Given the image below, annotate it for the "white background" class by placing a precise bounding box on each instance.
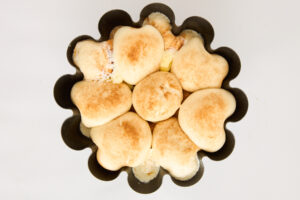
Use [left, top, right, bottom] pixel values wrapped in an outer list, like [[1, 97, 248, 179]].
[[1, 0, 300, 199]]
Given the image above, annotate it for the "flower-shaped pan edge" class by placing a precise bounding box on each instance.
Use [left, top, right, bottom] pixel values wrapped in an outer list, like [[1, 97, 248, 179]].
[[53, 3, 248, 194]]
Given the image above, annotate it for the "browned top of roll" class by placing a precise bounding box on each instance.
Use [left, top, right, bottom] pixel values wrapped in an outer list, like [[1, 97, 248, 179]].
[[71, 80, 132, 127], [90, 112, 152, 171], [132, 71, 183, 122]]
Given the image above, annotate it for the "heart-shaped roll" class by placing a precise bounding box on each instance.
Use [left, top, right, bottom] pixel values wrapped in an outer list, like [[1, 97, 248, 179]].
[[71, 80, 132, 127], [112, 25, 164, 84], [178, 88, 236, 152], [73, 40, 113, 80], [152, 118, 200, 181], [171, 34, 228, 92], [90, 112, 152, 171]]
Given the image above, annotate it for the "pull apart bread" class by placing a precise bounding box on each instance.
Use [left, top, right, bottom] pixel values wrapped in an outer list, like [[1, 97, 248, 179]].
[[69, 11, 236, 183]]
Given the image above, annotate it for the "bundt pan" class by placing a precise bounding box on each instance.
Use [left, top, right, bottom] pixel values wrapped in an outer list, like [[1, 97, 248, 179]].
[[53, 3, 248, 194]]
